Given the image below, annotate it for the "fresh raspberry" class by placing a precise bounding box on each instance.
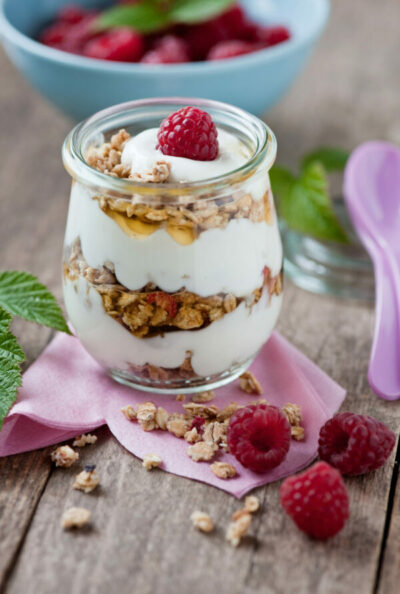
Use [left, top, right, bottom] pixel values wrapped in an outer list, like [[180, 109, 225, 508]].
[[83, 28, 144, 62], [207, 40, 261, 61], [39, 22, 70, 47], [58, 5, 87, 24], [227, 404, 291, 473], [157, 107, 218, 161], [281, 462, 349, 539], [255, 25, 291, 47], [318, 412, 395, 476], [141, 35, 190, 64], [191, 416, 206, 433], [216, 4, 250, 38], [146, 292, 177, 318]]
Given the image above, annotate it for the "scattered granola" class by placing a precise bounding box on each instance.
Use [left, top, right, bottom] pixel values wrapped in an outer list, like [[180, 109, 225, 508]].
[[61, 507, 91, 530], [282, 403, 302, 427], [291, 426, 305, 441], [184, 427, 201, 443], [203, 421, 227, 446], [51, 445, 79, 468], [187, 441, 218, 462], [121, 405, 137, 421], [73, 465, 100, 493], [183, 402, 219, 419], [210, 461, 237, 479], [142, 453, 163, 470], [191, 390, 215, 403], [176, 394, 186, 402], [73, 434, 97, 448], [226, 512, 252, 547], [238, 371, 263, 395], [128, 160, 170, 183], [136, 402, 157, 431], [190, 511, 214, 533], [167, 414, 192, 438], [244, 495, 260, 513], [155, 406, 169, 430], [282, 403, 305, 440], [216, 402, 239, 422]]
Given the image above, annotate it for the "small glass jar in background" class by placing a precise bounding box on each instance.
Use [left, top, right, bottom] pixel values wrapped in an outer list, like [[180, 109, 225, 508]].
[[62, 98, 283, 393]]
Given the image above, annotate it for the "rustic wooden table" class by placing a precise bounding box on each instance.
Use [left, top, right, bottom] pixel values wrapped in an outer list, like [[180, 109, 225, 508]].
[[0, 1, 399, 593]]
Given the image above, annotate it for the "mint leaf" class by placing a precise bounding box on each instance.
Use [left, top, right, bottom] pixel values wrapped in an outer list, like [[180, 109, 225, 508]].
[[171, 0, 235, 24], [0, 307, 24, 429], [0, 271, 70, 334], [302, 147, 350, 172], [271, 162, 349, 244], [96, 0, 235, 34], [96, 2, 171, 33]]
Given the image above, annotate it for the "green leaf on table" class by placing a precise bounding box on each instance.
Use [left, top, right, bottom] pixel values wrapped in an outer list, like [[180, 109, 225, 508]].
[[0, 271, 70, 334], [0, 307, 24, 429], [271, 162, 349, 244], [96, 2, 171, 34], [96, 0, 235, 33], [302, 147, 350, 172], [170, 0, 235, 24]]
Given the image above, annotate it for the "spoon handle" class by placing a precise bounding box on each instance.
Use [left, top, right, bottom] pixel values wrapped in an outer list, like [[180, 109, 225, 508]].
[[368, 248, 400, 400]]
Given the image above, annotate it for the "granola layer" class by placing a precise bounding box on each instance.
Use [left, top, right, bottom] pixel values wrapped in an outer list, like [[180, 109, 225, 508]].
[[64, 239, 282, 339]]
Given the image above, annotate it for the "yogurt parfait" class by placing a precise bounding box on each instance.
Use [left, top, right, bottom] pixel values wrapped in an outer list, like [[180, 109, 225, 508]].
[[62, 98, 283, 393]]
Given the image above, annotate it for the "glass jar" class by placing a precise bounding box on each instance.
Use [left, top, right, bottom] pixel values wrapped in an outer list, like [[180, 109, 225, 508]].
[[62, 98, 282, 394]]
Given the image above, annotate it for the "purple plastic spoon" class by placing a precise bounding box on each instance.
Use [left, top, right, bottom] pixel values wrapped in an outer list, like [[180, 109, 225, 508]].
[[344, 141, 400, 400]]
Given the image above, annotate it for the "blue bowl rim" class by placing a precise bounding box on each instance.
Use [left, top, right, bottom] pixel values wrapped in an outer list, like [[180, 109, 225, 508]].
[[0, 0, 330, 73]]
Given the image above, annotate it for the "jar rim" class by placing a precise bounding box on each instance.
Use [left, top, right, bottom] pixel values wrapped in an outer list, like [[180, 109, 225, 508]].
[[62, 97, 277, 198]]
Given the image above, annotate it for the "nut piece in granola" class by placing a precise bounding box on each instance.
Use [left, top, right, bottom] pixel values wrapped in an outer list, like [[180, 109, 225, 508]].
[[121, 405, 137, 421], [291, 426, 305, 441], [167, 414, 191, 438], [226, 512, 252, 547], [187, 441, 218, 462], [244, 495, 260, 513], [238, 371, 263, 395], [191, 390, 215, 403], [73, 434, 97, 448], [73, 465, 100, 493], [282, 402, 302, 427], [136, 402, 157, 431], [61, 507, 91, 530], [51, 445, 79, 468], [184, 427, 201, 443], [190, 511, 214, 533], [142, 453, 163, 470], [210, 461, 237, 479]]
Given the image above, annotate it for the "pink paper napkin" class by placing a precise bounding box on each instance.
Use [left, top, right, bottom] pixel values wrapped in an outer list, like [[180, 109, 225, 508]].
[[0, 332, 346, 498]]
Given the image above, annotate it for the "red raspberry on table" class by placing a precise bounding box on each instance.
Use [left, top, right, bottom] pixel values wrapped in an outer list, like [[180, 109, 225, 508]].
[[207, 40, 261, 61], [227, 404, 291, 473], [141, 35, 190, 64], [83, 28, 144, 62], [280, 461, 349, 540], [157, 107, 219, 161], [318, 412, 395, 476], [255, 25, 291, 47], [146, 292, 177, 318]]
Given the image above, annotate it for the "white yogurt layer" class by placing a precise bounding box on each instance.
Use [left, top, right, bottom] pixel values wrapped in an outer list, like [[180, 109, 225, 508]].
[[121, 127, 250, 183], [65, 182, 283, 296], [64, 276, 282, 377]]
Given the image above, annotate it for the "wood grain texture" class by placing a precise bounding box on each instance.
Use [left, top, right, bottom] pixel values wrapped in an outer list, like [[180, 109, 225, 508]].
[[0, 0, 399, 592]]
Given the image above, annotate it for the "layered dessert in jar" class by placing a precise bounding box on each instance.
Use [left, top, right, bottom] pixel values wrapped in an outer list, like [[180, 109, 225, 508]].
[[62, 98, 283, 392]]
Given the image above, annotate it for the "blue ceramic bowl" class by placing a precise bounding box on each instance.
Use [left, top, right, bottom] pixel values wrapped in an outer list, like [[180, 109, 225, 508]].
[[0, 0, 329, 120]]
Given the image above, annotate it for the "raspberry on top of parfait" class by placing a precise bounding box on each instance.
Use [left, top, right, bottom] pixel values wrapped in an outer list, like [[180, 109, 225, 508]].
[[157, 107, 219, 161]]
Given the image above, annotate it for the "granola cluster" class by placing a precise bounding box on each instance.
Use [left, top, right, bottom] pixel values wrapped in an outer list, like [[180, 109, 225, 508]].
[[64, 239, 282, 340], [61, 507, 91, 530], [73, 465, 100, 493], [51, 445, 79, 468]]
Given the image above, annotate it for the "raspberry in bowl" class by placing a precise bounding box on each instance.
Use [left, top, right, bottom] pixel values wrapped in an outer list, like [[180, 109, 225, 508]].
[[62, 98, 283, 393]]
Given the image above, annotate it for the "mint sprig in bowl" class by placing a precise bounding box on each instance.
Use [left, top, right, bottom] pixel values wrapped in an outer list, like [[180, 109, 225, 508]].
[[271, 147, 374, 301], [0, 0, 330, 120], [0, 271, 70, 429]]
